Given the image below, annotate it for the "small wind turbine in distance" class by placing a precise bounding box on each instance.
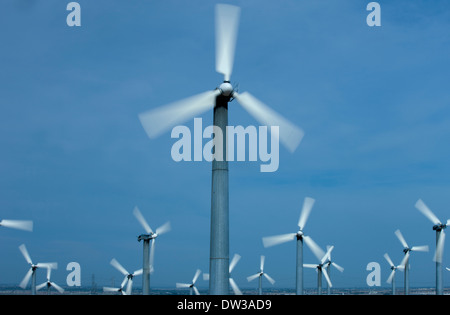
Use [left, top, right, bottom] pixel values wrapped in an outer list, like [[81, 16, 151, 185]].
[[133, 206, 171, 295], [394, 229, 429, 295], [109, 258, 143, 295], [415, 199, 449, 295], [138, 3, 304, 295], [0, 219, 33, 232], [383, 253, 405, 295], [262, 197, 324, 295], [103, 282, 127, 295], [176, 269, 202, 295], [18, 244, 57, 295], [229, 254, 242, 295], [323, 245, 344, 295], [303, 245, 334, 295], [36, 266, 64, 294], [246, 255, 275, 295]]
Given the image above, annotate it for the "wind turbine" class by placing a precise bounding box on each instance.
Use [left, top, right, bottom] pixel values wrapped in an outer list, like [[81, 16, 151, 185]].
[[304, 246, 334, 295], [323, 245, 344, 295], [0, 219, 33, 232], [229, 253, 242, 295], [138, 3, 304, 295], [262, 197, 324, 295], [36, 266, 64, 294], [18, 244, 57, 295], [133, 206, 170, 295], [246, 255, 275, 295], [415, 199, 448, 295], [383, 253, 405, 295], [176, 269, 202, 295], [110, 258, 143, 295], [394, 229, 429, 295]]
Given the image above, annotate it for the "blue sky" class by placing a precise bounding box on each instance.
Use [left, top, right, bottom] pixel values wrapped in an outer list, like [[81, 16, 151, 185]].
[[0, 0, 449, 292]]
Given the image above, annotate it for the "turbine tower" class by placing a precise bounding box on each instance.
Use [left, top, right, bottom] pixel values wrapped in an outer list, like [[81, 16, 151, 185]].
[[415, 199, 449, 295], [176, 269, 202, 295], [18, 244, 57, 295], [262, 197, 323, 295], [247, 255, 275, 295], [138, 4, 303, 295], [0, 219, 33, 232], [133, 206, 170, 295], [383, 253, 405, 295], [394, 229, 429, 295]]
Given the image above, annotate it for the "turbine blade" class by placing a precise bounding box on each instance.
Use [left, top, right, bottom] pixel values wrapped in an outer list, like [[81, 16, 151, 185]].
[[176, 283, 191, 288], [415, 199, 441, 225], [36, 282, 47, 291], [321, 245, 334, 264], [133, 269, 143, 276], [0, 220, 33, 232], [262, 233, 296, 248], [103, 287, 120, 293], [229, 254, 241, 273], [192, 269, 201, 284], [120, 276, 128, 289], [234, 91, 304, 153], [332, 262, 344, 273], [138, 90, 220, 139], [246, 273, 260, 282], [193, 286, 200, 295], [411, 245, 429, 252], [110, 258, 129, 276], [229, 278, 242, 295], [400, 251, 410, 268], [155, 221, 171, 235], [434, 230, 446, 263], [394, 229, 409, 249], [126, 278, 133, 295], [260, 255, 265, 272], [386, 269, 396, 284], [215, 4, 240, 81], [303, 236, 326, 262], [263, 273, 276, 285], [322, 268, 332, 288], [303, 264, 318, 268], [133, 206, 153, 234], [35, 262, 57, 269], [19, 268, 33, 289], [51, 282, 64, 293], [19, 244, 32, 265], [446, 267, 450, 272], [384, 253, 394, 267], [297, 197, 315, 230]]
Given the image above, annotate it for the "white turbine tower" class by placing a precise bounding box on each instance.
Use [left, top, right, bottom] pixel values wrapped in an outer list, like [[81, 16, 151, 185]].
[[262, 197, 324, 295], [109, 258, 143, 295], [18, 244, 57, 295], [323, 245, 344, 295], [0, 219, 33, 232], [394, 229, 429, 295], [36, 266, 64, 294], [304, 245, 334, 295], [133, 206, 170, 295], [383, 253, 405, 295], [229, 254, 242, 295], [176, 269, 202, 295], [138, 3, 304, 295], [415, 199, 449, 295], [247, 255, 275, 295]]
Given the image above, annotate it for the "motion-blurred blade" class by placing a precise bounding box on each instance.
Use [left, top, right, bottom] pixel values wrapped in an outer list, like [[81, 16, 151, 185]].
[[322, 268, 332, 288], [332, 262, 344, 273], [35, 262, 57, 269], [126, 278, 133, 295], [133, 269, 143, 276], [394, 229, 409, 249], [110, 258, 129, 276], [263, 273, 276, 285], [229, 278, 242, 295], [303, 264, 318, 269], [19, 244, 32, 265], [193, 286, 200, 295], [233, 91, 304, 153], [139, 90, 220, 139], [415, 199, 441, 225], [51, 282, 64, 294], [260, 255, 265, 272], [386, 269, 396, 284], [103, 286, 121, 293], [36, 282, 47, 291], [384, 253, 394, 267], [400, 251, 410, 268], [411, 245, 429, 252], [133, 207, 153, 234], [192, 269, 201, 284], [321, 245, 334, 264], [446, 267, 450, 271], [0, 220, 33, 232], [19, 268, 32, 289], [303, 236, 326, 261], [176, 282, 190, 288], [155, 221, 171, 235], [434, 230, 446, 263], [262, 233, 296, 248], [229, 254, 241, 273], [120, 276, 128, 289], [215, 4, 240, 81], [297, 197, 315, 230], [246, 273, 260, 282]]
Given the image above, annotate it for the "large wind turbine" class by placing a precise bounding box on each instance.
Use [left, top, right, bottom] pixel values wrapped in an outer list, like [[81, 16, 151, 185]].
[[36, 266, 64, 295], [176, 269, 202, 295], [415, 199, 449, 295], [133, 206, 171, 295], [18, 244, 57, 295], [323, 245, 344, 295], [110, 258, 143, 295], [246, 255, 275, 295], [383, 253, 405, 295], [262, 197, 323, 295], [0, 219, 33, 232], [138, 4, 304, 295], [394, 229, 429, 295]]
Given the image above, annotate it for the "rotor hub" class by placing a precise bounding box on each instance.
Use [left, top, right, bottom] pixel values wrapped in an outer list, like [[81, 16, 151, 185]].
[[219, 81, 233, 97]]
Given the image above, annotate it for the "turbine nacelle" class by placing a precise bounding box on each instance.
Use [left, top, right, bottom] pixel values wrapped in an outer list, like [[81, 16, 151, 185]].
[[433, 223, 447, 231], [219, 81, 234, 97]]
